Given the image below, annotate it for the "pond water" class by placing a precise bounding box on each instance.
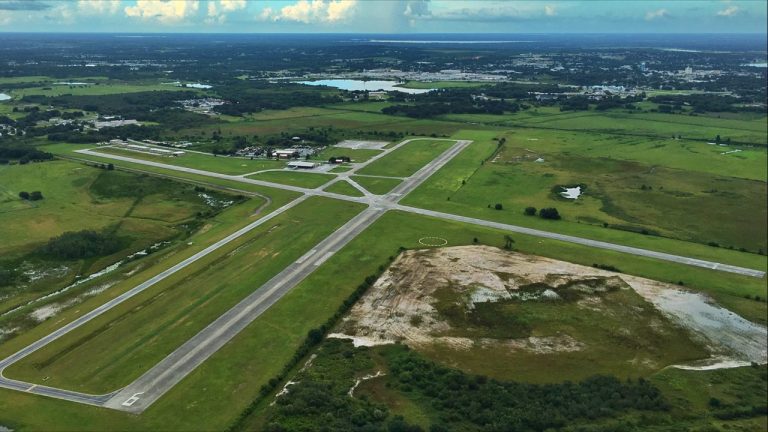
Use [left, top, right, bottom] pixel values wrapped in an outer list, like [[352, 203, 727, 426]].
[[627, 276, 767, 366], [560, 186, 582, 199], [0, 93, 10, 101], [297, 79, 433, 94]]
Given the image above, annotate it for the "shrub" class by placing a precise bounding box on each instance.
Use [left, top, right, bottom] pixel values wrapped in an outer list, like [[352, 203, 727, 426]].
[[524, 206, 537, 216], [539, 207, 561, 220], [494, 203, 503, 210]]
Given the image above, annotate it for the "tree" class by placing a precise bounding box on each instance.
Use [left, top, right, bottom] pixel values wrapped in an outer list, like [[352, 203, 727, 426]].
[[107, 163, 115, 170], [524, 206, 537, 216], [494, 203, 503, 210], [18, 191, 30, 200], [29, 191, 44, 201], [539, 207, 561, 220], [503, 235, 515, 250]]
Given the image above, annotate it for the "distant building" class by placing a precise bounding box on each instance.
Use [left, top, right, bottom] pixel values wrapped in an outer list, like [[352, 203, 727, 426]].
[[287, 161, 318, 169]]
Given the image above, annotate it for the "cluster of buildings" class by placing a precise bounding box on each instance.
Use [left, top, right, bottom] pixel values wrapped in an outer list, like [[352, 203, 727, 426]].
[[177, 98, 226, 115], [93, 117, 141, 129]]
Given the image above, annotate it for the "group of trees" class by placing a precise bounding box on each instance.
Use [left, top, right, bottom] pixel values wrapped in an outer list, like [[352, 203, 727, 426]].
[[262, 340, 672, 432], [524, 206, 561, 220], [37, 230, 124, 260], [213, 82, 342, 116], [0, 145, 54, 164], [385, 346, 669, 431], [383, 89, 520, 119]]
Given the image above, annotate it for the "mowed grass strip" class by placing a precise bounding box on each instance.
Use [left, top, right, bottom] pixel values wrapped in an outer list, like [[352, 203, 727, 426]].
[[324, 180, 365, 197], [357, 139, 454, 177], [5, 197, 365, 394], [314, 147, 383, 163], [350, 175, 402, 195], [245, 170, 335, 188], [94, 146, 285, 175]]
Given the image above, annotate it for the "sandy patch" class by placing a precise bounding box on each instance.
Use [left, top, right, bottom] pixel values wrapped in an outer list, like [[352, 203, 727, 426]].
[[335, 246, 767, 368]]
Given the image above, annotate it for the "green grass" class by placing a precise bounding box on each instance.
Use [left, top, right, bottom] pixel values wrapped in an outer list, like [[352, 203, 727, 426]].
[[358, 139, 454, 177], [5, 197, 364, 393], [7, 81, 199, 98], [0, 161, 211, 259], [93, 146, 285, 175], [245, 170, 335, 188], [350, 176, 402, 195], [314, 146, 383, 163], [402, 129, 768, 264], [323, 180, 365, 197]]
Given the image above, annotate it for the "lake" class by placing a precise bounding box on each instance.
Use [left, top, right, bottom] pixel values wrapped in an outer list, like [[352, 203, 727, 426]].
[[297, 79, 433, 94]]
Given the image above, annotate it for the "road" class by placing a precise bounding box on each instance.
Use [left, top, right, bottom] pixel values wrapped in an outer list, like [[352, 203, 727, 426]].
[[0, 137, 764, 413], [395, 205, 767, 279]]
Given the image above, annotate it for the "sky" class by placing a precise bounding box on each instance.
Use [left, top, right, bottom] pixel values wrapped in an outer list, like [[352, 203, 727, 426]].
[[0, 0, 766, 33]]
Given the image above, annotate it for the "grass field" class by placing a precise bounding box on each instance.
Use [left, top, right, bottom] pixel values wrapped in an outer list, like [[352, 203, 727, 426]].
[[323, 180, 365, 197], [402, 129, 768, 257], [93, 146, 285, 175], [5, 197, 365, 393], [350, 175, 402, 195], [314, 146, 383, 163], [245, 170, 335, 188], [0, 160, 215, 260], [357, 139, 454, 177], [5, 80, 202, 98]]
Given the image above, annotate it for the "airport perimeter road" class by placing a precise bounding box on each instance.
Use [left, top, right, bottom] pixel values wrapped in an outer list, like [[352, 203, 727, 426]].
[[396, 205, 767, 279], [0, 195, 310, 403]]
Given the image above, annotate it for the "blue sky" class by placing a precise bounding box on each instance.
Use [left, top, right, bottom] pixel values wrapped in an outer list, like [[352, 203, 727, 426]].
[[0, 0, 765, 33]]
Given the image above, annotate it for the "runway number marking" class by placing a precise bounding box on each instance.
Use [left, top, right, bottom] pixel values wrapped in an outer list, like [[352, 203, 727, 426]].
[[122, 392, 144, 407]]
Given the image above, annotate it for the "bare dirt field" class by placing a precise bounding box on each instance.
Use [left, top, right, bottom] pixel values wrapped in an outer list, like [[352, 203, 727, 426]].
[[331, 246, 766, 380]]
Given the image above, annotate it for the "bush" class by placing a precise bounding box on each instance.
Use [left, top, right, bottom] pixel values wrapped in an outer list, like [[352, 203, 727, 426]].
[[18, 191, 30, 200], [524, 206, 537, 216], [494, 203, 503, 210], [539, 207, 561, 220], [29, 191, 43, 201]]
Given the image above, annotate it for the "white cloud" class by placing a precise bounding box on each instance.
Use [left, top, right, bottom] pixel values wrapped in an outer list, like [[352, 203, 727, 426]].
[[0, 10, 11, 25], [125, 0, 199, 24], [219, 0, 246, 13], [262, 0, 357, 23], [645, 8, 669, 21], [544, 5, 556, 16], [717, 5, 739, 16], [78, 0, 121, 15]]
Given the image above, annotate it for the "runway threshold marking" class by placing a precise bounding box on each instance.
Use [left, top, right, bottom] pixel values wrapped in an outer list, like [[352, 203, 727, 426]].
[[122, 392, 144, 407]]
